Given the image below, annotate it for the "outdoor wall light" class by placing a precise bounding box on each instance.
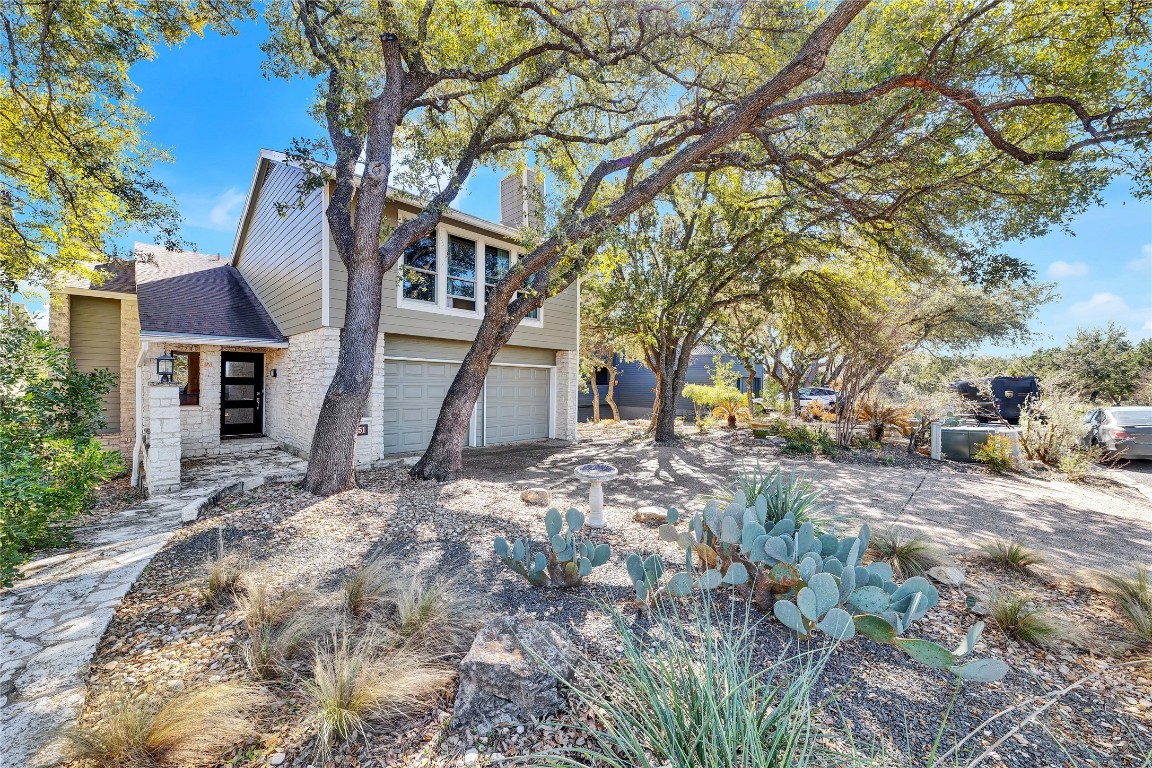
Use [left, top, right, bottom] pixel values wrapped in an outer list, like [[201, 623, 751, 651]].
[[156, 352, 175, 383]]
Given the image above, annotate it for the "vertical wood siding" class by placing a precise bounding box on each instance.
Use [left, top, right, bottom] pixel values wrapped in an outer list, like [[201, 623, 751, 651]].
[[69, 296, 121, 432]]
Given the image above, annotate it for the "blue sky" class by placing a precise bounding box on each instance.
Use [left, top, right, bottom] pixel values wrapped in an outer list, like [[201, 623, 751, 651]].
[[21, 20, 1152, 351]]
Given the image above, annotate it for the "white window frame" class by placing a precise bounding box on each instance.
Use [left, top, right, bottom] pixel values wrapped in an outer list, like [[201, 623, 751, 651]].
[[395, 217, 543, 327]]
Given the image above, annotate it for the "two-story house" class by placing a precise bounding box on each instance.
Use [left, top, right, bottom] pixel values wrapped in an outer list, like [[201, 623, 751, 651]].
[[50, 150, 579, 493]]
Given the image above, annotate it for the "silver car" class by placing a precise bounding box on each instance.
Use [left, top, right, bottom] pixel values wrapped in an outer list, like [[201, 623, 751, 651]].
[[1083, 406, 1152, 459]]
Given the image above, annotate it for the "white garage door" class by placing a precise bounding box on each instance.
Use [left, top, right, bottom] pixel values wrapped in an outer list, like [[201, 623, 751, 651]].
[[380, 359, 459, 454], [486, 366, 550, 444]]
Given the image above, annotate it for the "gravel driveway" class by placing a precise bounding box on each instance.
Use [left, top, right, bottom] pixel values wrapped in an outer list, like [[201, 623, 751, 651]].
[[466, 432, 1152, 574]]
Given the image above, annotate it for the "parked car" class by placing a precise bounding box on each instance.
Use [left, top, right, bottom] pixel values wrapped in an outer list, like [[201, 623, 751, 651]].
[[1082, 406, 1152, 459], [777, 387, 839, 409], [948, 376, 1039, 425]]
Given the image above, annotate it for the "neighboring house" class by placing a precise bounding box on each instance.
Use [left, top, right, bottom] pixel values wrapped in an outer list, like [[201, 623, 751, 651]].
[[578, 347, 763, 421], [51, 150, 579, 494]]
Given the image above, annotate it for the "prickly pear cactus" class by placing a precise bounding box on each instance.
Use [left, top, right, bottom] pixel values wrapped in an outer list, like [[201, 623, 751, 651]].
[[627, 469, 1008, 682], [495, 507, 611, 588]]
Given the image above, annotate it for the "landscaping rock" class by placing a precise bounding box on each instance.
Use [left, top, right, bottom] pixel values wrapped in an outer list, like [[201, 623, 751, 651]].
[[452, 616, 573, 733], [927, 566, 965, 587], [632, 506, 668, 523], [520, 488, 551, 506]]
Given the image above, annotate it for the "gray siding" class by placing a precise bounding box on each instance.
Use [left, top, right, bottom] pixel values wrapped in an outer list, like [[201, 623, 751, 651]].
[[70, 296, 121, 431], [234, 161, 324, 337], [329, 202, 578, 351], [383, 335, 554, 366]]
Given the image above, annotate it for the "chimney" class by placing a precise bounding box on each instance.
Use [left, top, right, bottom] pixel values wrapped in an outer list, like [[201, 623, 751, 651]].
[[499, 168, 545, 230]]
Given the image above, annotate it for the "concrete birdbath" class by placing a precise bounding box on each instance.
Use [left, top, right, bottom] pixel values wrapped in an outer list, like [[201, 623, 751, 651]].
[[573, 462, 618, 528]]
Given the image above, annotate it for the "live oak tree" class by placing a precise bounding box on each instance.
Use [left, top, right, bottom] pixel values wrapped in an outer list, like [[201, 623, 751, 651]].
[[274, 0, 1151, 489], [0, 1, 252, 292]]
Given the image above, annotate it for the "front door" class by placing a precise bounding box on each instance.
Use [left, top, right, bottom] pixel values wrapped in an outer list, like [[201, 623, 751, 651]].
[[220, 352, 264, 436]]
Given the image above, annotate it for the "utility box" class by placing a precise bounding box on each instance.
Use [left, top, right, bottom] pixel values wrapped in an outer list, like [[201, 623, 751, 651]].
[[939, 425, 1021, 462]]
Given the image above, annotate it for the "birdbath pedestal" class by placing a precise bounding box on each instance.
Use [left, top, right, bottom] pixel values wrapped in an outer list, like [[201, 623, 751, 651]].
[[573, 463, 618, 528]]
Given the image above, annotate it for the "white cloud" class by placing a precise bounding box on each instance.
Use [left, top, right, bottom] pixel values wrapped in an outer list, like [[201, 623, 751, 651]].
[[1068, 292, 1132, 318], [207, 188, 245, 230], [1128, 243, 1152, 272], [1047, 260, 1089, 278]]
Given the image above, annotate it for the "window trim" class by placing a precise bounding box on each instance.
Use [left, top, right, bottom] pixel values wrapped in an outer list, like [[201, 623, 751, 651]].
[[395, 218, 543, 327]]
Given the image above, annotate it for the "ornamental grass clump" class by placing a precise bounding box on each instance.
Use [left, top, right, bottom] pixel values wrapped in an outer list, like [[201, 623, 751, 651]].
[[979, 538, 1045, 574], [533, 598, 837, 768], [379, 566, 478, 657], [1097, 567, 1152, 645], [303, 628, 451, 750], [988, 591, 1087, 649], [236, 573, 326, 679], [868, 528, 948, 579], [63, 683, 267, 768]]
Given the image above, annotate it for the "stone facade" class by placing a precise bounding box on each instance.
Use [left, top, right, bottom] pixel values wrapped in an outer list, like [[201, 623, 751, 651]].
[[554, 349, 579, 442], [145, 384, 181, 495]]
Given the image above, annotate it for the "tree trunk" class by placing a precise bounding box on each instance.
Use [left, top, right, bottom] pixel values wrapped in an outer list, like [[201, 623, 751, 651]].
[[650, 343, 693, 442], [590, 368, 601, 422], [604, 361, 620, 421], [744, 363, 756, 412]]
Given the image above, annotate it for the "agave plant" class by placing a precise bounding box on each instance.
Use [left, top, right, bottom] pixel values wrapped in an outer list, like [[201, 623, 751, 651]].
[[720, 464, 838, 531]]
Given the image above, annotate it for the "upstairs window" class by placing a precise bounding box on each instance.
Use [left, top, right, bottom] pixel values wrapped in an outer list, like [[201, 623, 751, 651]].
[[447, 236, 477, 311], [484, 244, 540, 320], [401, 236, 437, 303]]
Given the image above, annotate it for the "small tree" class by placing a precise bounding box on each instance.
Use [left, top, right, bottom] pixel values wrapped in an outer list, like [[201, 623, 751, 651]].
[[0, 314, 122, 585]]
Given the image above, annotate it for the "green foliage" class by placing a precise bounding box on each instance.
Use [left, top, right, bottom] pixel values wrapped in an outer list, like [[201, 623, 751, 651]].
[[636, 477, 1006, 681], [974, 435, 1016, 472], [531, 597, 840, 768], [495, 507, 610, 588], [978, 539, 1045, 574], [988, 592, 1084, 649], [681, 383, 742, 411], [721, 464, 837, 531], [0, 318, 122, 586], [1096, 567, 1152, 645], [1, 1, 252, 290], [780, 424, 838, 457], [868, 528, 949, 579]]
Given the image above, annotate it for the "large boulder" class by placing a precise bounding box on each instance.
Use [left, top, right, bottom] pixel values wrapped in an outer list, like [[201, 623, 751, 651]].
[[452, 616, 573, 733]]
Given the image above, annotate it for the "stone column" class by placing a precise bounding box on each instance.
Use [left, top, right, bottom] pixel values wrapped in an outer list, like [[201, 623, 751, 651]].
[[554, 350, 579, 442], [146, 383, 182, 496]]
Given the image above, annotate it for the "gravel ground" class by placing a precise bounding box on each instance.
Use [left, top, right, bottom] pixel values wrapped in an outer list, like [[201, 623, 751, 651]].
[[71, 432, 1152, 768]]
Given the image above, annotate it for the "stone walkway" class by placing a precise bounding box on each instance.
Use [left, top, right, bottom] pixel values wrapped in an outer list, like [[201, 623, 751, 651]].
[[0, 449, 307, 768]]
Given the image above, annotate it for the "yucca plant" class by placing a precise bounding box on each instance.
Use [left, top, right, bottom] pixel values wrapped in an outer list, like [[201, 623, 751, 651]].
[[529, 596, 840, 768], [1097, 567, 1152, 644], [64, 684, 267, 768], [868, 528, 948, 579], [978, 538, 1044, 573], [722, 464, 838, 531], [303, 628, 451, 750]]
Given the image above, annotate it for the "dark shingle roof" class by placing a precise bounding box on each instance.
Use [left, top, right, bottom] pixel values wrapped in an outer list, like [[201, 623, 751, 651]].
[[134, 246, 284, 341], [61, 259, 137, 293]]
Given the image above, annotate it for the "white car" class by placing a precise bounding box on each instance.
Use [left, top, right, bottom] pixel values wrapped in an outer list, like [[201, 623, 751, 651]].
[[776, 387, 839, 409]]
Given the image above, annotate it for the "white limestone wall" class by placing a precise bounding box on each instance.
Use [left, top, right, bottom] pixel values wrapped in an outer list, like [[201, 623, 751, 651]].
[[145, 384, 181, 495], [554, 349, 579, 442]]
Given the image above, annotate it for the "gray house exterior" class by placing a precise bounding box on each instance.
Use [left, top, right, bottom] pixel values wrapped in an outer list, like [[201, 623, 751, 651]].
[[579, 348, 763, 421], [52, 150, 579, 494]]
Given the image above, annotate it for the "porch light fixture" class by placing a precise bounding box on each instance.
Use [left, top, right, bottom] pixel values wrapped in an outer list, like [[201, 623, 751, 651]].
[[156, 352, 175, 383]]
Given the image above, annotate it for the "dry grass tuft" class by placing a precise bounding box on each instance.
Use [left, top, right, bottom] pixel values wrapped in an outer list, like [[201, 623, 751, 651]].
[[868, 528, 948, 579], [64, 683, 267, 767], [988, 591, 1088, 649], [201, 552, 244, 608], [342, 557, 393, 617], [236, 573, 326, 679], [382, 567, 479, 657], [1096, 566, 1152, 645], [303, 628, 451, 749], [978, 538, 1045, 574]]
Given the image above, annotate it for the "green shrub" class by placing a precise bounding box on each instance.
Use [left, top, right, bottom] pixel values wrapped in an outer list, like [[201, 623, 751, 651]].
[[532, 598, 838, 768], [0, 316, 121, 586], [779, 423, 837, 457], [974, 434, 1016, 472]]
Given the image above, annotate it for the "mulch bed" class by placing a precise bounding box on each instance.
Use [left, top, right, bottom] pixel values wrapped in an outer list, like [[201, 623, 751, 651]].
[[70, 461, 1152, 768]]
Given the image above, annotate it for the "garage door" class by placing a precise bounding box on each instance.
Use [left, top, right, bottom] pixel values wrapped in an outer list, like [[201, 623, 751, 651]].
[[486, 366, 550, 444], [380, 359, 459, 454]]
